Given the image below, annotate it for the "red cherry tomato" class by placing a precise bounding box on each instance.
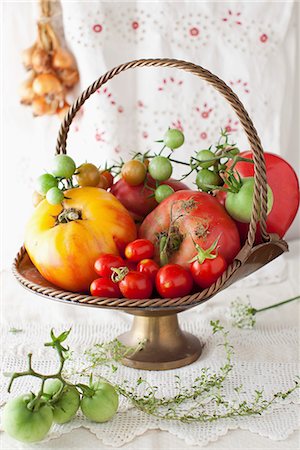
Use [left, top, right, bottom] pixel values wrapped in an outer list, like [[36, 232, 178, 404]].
[[100, 170, 114, 189], [125, 239, 154, 262], [137, 259, 160, 282], [119, 271, 153, 299], [90, 278, 121, 297], [190, 255, 227, 289], [156, 264, 193, 298], [94, 254, 124, 278]]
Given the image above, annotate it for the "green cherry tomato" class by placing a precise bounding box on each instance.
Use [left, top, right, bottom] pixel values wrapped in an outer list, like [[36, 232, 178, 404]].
[[46, 187, 64, 205], [155, 184, 175, 203], [51, 155, 76, 179], [196, 169, 223, 192], [148, 156, 173, 181], [2, 394, 53, 443], [43, 379, 80, 424], [163, 128, 185, 149], [81, 381, 119, 423], [195, 149, 216, 169], [35, 174, 58, 195], [225, 177, 274, 223]]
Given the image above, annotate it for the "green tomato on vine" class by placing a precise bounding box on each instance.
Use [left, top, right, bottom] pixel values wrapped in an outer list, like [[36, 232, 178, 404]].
[[35, 174, 58, 196], [51, 155, 76, 179], [2, 394, 53, 443], [196, 169, 223, 192], [43, 379, 80, 424], [195, 149, 216, 169], [46, 187, 64, 205], [163, 129, 185, 149], [80, 380, 119, 423], [155, 184, 175, 203], [148, 156, 173, 181]]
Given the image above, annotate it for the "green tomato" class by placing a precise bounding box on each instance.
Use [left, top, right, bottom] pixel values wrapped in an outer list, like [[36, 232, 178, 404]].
[[148, 156, 173, 181], [155, 184, 175, 203], [195, 149, 216, 169], [81, 381, 119, 423], [225, 177, 274, 223], [2, 394, 53, 443], [196, 169, 223, 192], [46, 187, 64, 205], [43, 379, 80, 424], [163, 129, 185, 149], [35, 174, 58, 196], [51, 155, 76, 179]]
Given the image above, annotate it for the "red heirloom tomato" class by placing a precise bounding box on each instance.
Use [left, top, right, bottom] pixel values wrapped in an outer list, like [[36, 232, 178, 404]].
[[90, 278, 121, 297], [94, 254, 124, 278], [139, 190, 240, 268], [217, 152, 299, 241], [125, 239, 154, 262], [119, 271, 153, 299], [156, 264, 193, 298], [110, 175, 189, 221], [137, 259, 160, 282]]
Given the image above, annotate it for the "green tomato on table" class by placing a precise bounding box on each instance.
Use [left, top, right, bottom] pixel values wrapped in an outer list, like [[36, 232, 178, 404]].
[[2, 393, 53, 443], [43, 379, 80, 424]]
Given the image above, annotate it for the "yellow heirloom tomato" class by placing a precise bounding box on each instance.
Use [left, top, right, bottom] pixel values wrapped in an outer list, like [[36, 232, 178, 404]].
[[25, 187, 137, 292]]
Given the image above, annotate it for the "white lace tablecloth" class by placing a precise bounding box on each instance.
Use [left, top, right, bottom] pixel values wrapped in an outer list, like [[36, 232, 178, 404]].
[[0, 240, 300, 449]]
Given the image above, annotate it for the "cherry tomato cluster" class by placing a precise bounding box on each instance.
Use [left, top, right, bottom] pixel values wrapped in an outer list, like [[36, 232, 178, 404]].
[[120, 128, 184, 204], [33, 155, 114, 207], [90, 238, 228, 300]]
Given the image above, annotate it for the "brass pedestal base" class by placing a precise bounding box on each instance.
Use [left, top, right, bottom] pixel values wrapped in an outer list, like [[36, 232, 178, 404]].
[[117, 311, 203, 370]]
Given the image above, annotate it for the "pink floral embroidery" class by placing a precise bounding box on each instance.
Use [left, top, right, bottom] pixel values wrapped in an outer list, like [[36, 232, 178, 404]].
[[93, 24, 103, 33], [142, 131, 148, 139], [95, 130, 105, 142], [171, 119, 184, 132], [196, 102, 213, 119], [137, 100, 144, 108], [132, 21, 139, 30], [222, 10, 242, 25], [229, 79, 250, 94], [200, 131, 208, 140], [114, 146, 121, 154], [118, 106, 124, 113], [190, 27, 199, 37], [224, 118, 239, 133], [260, 33, 268, 43], [158, 77, 183, 91], [97, 88, 119, 106]]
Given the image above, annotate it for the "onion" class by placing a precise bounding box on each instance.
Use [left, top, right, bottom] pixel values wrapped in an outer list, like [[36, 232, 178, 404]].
[[32, 73, 63, 96], [21, 44, 36, 70], [57, 102, 70, 121], [32, 96, 58, 116], [52, 48, 74, 70], [31, 47, 51, 73], [19, 73, 35, 105], [57, 69, 79, 88]]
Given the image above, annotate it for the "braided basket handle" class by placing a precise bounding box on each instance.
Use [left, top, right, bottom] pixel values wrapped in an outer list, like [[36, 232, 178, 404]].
[[55, 58, 270, 249]]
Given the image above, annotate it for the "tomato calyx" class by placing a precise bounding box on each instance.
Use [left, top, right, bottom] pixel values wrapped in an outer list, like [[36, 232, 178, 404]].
[[56, 207, 82, 224], [189, 238, 220, 265], [111, 266, 129, 283]]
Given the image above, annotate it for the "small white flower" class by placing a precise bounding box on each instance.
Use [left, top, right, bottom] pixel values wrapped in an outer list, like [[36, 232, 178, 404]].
[[229, 298, 256, 329]]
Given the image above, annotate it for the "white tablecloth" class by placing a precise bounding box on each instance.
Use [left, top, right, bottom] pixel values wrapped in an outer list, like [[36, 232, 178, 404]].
[[1, 239, 299, 449]]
